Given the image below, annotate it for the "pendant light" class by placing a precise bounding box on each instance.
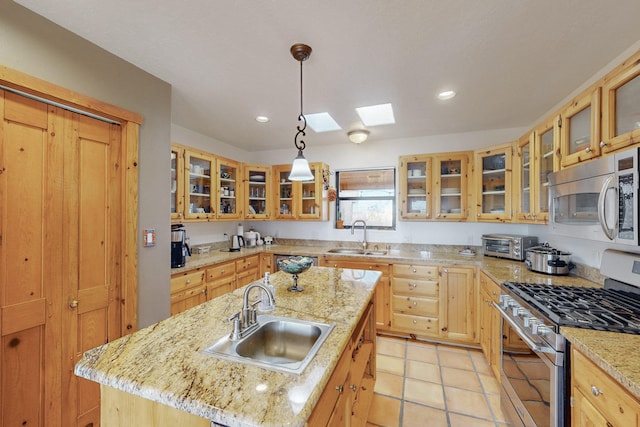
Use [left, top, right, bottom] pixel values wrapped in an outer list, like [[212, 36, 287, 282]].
[[288, 43, 314, 181]]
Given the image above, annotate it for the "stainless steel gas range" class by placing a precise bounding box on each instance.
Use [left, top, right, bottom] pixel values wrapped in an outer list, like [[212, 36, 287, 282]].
[[495, 250, 640, 427]]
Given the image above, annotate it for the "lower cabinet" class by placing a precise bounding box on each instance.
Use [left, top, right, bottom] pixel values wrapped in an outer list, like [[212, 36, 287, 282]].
[[236, 254, 260, 287], [206, 260, 236, 300], [571, 347, 640, 426], [319, 256, 391, 330], [307, 299, 376, 427], [479, 271, 502, 379], [170, 270, 207, 315], [439, 266, 477, 342]]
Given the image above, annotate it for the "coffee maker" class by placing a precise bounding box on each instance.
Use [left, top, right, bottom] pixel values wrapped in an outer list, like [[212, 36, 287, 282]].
[[171, 224, 190, 268]]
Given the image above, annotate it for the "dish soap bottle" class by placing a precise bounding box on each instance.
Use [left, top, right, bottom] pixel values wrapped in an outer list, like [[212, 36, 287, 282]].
[[258, 272, 276, 312]]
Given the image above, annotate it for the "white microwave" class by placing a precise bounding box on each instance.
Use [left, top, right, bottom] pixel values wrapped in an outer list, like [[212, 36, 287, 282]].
[[549, 147, 639, 245]]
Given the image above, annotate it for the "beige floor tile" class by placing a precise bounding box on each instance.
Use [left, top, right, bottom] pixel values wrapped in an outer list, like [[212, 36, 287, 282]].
[[377, 354, 405, 376], [406, 343, 438, 364], [441, 367, 483, 392], [445, 386, 494, 420], [405, 359, 441, 384], [378, 337, 407, 358], [478, 373, 501, 395], [438, 350, 474, 371], [448, 412, 496, 427], [487, 393, 508, 423], [404, 378, 445, 409], [368, 393, 401, 427], [437, 344, 470, 354], [402, 402, 448, 427], [470, 353, 493, 376], [375, 371, 404, 398]]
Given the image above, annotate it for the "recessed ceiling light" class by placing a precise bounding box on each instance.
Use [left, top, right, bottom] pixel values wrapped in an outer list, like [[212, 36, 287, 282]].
[[355, 103, 395, 126], [437, 90, 456, 100], [305, 112, 342, 132], [255, 116, 269, 123]]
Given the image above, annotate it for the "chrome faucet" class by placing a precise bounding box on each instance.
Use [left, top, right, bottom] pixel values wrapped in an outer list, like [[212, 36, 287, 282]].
[[227, 282, 276, 341], [351, 219, 367, 251]]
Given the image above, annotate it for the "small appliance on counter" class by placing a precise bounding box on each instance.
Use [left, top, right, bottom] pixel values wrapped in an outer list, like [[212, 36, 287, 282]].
[[481, 234, 538, 261], [171, 224, 191, 268], [525, 243, 574, 275]]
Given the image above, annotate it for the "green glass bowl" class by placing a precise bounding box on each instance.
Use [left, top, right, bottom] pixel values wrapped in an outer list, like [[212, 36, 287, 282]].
[[277, 256, 314, 275]]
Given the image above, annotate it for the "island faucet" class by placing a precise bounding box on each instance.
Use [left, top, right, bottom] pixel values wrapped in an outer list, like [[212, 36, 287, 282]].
[[351, 219, 367, 251], [228, 282, 276, 340]]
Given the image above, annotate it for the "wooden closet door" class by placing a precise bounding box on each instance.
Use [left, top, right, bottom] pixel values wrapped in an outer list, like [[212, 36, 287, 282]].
[[0, 92, 64, 426], [61, 113, 122, 427]]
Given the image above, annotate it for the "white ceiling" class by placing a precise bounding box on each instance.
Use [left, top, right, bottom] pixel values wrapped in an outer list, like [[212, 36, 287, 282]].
[[15, 0, 640, 152]]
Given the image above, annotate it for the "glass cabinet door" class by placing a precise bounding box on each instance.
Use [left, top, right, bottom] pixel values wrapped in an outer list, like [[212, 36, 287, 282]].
[[184, 150, 214, 220], [298, 163, 322, 219], [602, 57, 640, 153], [399, 155, 431, 219], [243, 164, 271, 219], [515, 134, 532, 220], [534, 120, 558, 221], [561, 88, 601, 168], [273, 165, 296, 220], [216, 158, 242, 219], [475, 143, 512, 221], [170, 146, 185, 221], [433, 154, 468, 220]]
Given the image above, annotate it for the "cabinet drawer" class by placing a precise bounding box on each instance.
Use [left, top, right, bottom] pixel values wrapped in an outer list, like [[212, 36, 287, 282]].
[[392, 264, 438, 279], [479, 272, 501, 303], [572, 348, 639, 426], [392, 295, 438, 316], [236, 255, 259, 272], [391, 277, 438, 297], [170, 284, 207, 304], [206, 261, 235, 281], [170, 270, 205, 293], [392, 313, 439, 336]]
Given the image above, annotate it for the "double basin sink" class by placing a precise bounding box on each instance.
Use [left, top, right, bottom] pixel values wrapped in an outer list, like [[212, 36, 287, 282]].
[[327, 248, 387, 256], [202, 314, 334, 375]]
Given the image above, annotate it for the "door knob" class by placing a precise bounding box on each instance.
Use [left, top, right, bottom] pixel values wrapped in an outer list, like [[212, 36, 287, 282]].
[[69, 300, 79, 309]]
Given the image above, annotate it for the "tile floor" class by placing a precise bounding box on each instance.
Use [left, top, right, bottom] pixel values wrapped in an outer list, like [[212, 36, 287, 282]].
[[366, 336, 509, 427]]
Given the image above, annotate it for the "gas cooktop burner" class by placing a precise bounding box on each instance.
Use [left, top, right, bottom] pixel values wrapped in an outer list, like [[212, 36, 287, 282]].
[[503, 282, 640, 334]]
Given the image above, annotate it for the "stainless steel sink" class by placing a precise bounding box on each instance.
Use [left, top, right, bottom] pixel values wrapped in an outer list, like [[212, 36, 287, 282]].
[[327, 248, 387, 256], [202, 314, 334, 375]]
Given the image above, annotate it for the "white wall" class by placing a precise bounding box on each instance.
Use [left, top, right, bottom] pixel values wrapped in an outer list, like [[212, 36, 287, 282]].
[[0, 2, 172, 327]]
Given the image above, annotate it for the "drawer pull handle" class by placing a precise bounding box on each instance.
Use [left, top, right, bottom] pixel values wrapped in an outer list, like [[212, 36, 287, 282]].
[[413, 320, 417, 324], [409, 283, 417, 288], [412, 268, 417, 273], [186, 279, 191, 284], [335, 385, 344, 393], [412, 301, 417, 306], [350, 384, 358, 392], [591, 385, 604, 397]]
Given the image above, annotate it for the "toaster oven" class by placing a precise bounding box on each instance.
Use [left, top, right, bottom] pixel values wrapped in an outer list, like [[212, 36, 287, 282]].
[[481, 234, 538, 261]]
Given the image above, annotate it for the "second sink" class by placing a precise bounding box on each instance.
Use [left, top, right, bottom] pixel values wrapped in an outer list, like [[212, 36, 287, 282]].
[[327, 248, 387, 256]]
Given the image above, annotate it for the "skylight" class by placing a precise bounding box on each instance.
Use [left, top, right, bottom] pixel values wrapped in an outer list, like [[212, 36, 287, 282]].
[[356, 103, 395, 126], [305, 112, 342, 132]]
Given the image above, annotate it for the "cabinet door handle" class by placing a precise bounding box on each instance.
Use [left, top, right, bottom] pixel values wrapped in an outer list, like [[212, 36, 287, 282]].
[[412, 320, 417, 324], [412, 268, 417, 273], [591, 385, 604, 397], [600, 140, 607, 148], [350, 384, 358, 392], [585, 147, 592, 153], [69, 300, 79, 309], [335, 385, 344, 393]]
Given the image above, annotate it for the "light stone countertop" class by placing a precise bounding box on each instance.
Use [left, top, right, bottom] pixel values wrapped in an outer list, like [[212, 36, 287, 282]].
[[75, 267, 380, 427]]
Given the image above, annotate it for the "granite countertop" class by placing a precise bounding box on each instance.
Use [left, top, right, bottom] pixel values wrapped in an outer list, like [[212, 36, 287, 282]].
[[75, 267, 380, 427]]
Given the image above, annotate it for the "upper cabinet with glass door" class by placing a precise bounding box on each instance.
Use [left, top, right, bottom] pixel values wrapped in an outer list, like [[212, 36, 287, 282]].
[[184, 149, 215, 221], [560, 87, 601, 168], [433, 153, 470, 220], [243, 164, 271, 220], [602, 51, 640, 154], [272, 162, 328, 220], [216, 157, 242, 220], [171, 145, 185, 221], [474, 143, 512, 222], [399, 155, 432, 219]]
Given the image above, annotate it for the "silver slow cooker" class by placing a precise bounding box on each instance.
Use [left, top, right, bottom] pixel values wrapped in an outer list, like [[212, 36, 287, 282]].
[[525, 243, 574, 275]]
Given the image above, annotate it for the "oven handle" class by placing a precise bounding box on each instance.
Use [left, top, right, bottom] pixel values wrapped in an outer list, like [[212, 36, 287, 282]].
[[492, 302, 556, 355]]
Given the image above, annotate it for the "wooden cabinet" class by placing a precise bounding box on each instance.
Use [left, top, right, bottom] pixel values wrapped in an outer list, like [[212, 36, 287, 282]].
[[184, 148, 216, 220], [170, 270, 207, 315], [236, 254, 260, 288], [272, 162, 329, 220], [602, 50, 640, 154], [307, 298, 376, 427], [215, 156, 242, 220], [514, 117, 560, 223], [243, 163, 272, 220], [474, 143, 513, 222], [171, 144, 186, 220], [571, 347, 640, 427], [206, 260, 236, 300], [439, 266, 476, 342], [399, 152, 470, 221], [319, 256, 391, 330], [390, 264, 440, 337], [259, 253, 274, 276], [479, 272, 502, 379], [560, 87, 601, 168]]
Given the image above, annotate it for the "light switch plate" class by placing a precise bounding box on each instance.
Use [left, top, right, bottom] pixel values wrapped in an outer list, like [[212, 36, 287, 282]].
[[143, 229, 155, 247]]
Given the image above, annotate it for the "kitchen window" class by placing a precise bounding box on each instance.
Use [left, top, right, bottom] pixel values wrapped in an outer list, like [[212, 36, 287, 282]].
[[336, 168, 396, 230]]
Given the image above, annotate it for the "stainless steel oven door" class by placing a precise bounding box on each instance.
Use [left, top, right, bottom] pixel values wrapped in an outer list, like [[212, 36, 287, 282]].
[[495, 304, 565, 427]]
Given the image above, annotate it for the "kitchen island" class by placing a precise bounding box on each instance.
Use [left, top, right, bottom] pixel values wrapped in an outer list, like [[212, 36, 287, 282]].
[[75, 267, 380, 427]]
